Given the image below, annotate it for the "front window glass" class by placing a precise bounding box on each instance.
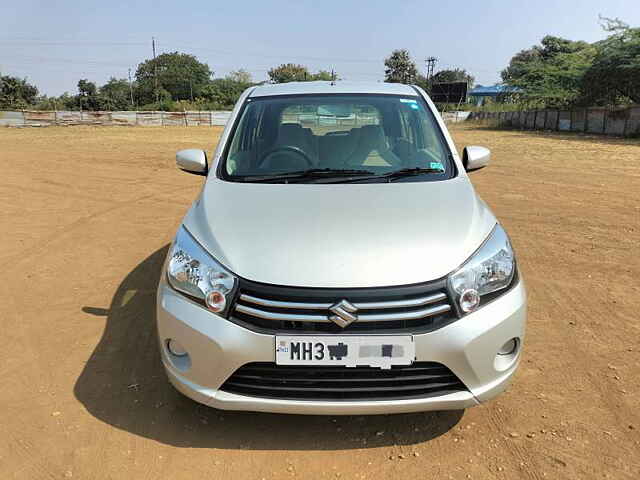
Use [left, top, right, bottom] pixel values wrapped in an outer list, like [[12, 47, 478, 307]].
[[223, 94, 453, 182]]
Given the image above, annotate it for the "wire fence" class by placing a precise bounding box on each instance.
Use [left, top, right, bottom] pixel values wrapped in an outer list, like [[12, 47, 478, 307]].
[[470, 106, 640, 137], [0, 110, 232, 127], [4, 107, 638, 137], [0, 110, 473, 128]]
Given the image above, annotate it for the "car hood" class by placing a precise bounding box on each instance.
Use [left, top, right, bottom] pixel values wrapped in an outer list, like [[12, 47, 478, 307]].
[[183, 177, 496, 288]]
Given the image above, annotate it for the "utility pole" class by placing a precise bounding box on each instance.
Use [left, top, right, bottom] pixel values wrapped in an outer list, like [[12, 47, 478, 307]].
[[425, 57, 438, 81], [152, 36, 159, 105], [128, 68, 135, 107]]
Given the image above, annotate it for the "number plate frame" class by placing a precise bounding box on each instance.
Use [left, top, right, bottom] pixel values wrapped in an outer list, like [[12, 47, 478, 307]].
[[275, 335, 415, 369]]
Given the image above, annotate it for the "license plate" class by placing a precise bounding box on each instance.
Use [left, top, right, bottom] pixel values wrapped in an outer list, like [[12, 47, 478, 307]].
[[275, 336, 414, 369]]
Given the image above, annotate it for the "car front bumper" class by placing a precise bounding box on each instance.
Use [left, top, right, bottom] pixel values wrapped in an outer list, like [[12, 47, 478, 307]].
[[156, 275, 526, 415]]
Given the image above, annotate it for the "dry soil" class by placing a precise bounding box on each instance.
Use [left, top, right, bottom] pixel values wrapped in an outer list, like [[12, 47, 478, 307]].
[[0, 124, 638, 479]]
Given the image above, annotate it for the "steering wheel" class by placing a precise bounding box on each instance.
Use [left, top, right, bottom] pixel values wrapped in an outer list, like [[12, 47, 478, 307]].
[[258, 145, 313, 170]]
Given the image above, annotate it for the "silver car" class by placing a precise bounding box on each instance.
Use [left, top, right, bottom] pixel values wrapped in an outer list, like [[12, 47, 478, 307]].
[[157, 81, 526, 415]]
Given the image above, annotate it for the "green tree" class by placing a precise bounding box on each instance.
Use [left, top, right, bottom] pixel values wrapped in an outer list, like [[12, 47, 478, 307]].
[[384, 49, 418, 84], [99, 77, 133, 110], [267, 64, 336, 83], [54, 92, 79, 110], [268, 64, 310, 83], [200, 77, 253, 107], [135, 52, 213, 105], [501, 35, 595, 107], [226, 69, 252, 84], [431, 68, 475, 87], [31, 93, 70, 111], [581, 18, 640, 105], [311, 70, 334, 81], [78, 79, 100, 110], [0, 75, 38, 109]]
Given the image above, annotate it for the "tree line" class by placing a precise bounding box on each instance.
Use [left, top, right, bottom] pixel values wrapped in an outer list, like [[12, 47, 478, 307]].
[[381, 17, 639, 109], [0, 54, 340, 111], [501, 17, 639, 107], [0, 50, 471, 112], [1, 16, 637, 112]]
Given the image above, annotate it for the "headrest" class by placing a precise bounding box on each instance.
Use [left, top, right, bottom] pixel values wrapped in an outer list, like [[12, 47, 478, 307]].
[[358, 125, 386, 150], [278, 123, 307, 144]]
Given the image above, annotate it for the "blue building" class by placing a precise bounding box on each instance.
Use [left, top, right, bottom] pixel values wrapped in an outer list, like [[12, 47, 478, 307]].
[[468, 84, 521, 106]]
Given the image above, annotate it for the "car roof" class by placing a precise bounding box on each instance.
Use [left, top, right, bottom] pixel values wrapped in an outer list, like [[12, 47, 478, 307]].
[[249, 81, 419, 97]]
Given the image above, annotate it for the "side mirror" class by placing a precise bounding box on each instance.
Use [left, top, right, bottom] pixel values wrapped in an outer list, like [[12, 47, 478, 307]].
[[176, 149, 208, 176], [462, 146, 490, 172]]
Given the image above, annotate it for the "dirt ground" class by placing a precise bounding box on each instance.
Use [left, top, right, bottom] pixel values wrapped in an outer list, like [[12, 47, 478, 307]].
[[0, 124, 638, 480]]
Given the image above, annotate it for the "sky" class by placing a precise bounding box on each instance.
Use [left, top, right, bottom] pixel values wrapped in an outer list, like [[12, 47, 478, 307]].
[[1, 0, 639, 96]]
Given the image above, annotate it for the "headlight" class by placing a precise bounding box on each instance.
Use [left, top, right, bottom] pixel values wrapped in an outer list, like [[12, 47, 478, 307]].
[[167, 227, 237, 315], [448, 224, 515, 314]]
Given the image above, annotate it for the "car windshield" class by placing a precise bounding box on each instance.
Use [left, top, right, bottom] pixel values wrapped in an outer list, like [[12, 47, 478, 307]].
[[222, 94, 454, 182]]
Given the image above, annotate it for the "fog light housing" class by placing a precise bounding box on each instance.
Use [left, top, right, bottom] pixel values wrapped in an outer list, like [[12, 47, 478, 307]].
[[494, 337, 520, 371], [498, 338, 518, 356], [167, 339, 188, 357]]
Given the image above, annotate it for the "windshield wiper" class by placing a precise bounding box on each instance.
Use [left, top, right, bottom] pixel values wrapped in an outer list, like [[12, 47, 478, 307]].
[[380, 167, 445, 182], [333, 166, 446, 183], [233, 168, 375, 183]]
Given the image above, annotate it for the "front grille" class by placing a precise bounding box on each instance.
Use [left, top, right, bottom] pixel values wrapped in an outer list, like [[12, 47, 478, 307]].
[[231, 278, 456, 333], [221, 362, 467, 401]]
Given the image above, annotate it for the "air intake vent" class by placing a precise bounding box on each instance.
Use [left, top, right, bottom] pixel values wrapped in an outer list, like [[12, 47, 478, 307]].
[[221, 362, 467, 401]]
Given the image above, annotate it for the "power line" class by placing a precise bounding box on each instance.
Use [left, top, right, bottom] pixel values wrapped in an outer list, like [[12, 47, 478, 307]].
[[1, 36, 501, 76], [6, 42, 467, 91], [0, 54, 132, 68], [0, 38, 385, 65], [171, 44, 384, 65], [0, 40, 148, 46], [3, 57, 382, 78]]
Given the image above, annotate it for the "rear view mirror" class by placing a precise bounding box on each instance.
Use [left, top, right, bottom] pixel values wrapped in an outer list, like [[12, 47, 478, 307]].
[[176, 149, 208, 176], [462, 146, 490, 172]]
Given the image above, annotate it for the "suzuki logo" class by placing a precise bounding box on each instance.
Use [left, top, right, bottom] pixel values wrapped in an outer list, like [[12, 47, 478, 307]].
[[329, 299, 358, 328]]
